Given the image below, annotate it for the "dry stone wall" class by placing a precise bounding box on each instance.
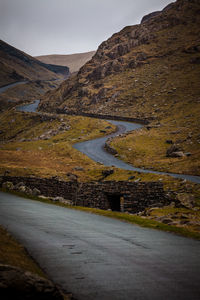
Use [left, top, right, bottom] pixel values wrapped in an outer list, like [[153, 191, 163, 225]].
[[1, 176, 171, 213], [55, 110, 151, 125]]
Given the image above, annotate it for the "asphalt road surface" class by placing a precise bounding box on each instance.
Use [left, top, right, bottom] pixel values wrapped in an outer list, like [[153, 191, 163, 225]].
[[0, 81, 28, 94], [0, 191, 199, 300], [16, 99, 200, 184], [74, 120, 200, 184]]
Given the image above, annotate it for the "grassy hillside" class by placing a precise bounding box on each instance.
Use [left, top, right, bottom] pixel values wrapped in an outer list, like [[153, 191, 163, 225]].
[[0, 40, 67, 86], [39, 0, 200, 177], [0, 40, 69, 111], [36, 51, 96, 73], [0, 109, 115, 180], [1, 108, 200, 235]]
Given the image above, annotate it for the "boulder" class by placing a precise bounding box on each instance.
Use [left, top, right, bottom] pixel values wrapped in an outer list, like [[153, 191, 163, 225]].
[[66, 173, 78, 181], [15, 182, 25, 190], [73, 166, 84, 171], [2, 181, 14, 190], [171, 151, 185, 158], [104, 142, 118, 155], [52, 196, 64, 202], [18, 185, 33, 195], [32, 188, 41, 196], [0, 264, 64, 300], [166, 140, 173, 144], [128, 176, 135, 180], [62, 200, 73, 205], [38, 195, 49, 200], [160, 218, 173, 225], [166, 144, 182, 157], [177, 193, 195, 208], [101, 169, 114, 178]]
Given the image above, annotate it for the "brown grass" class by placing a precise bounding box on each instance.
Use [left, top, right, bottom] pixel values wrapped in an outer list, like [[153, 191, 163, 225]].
[[0, 225, 46, 277], [0, 110, 115, 180]]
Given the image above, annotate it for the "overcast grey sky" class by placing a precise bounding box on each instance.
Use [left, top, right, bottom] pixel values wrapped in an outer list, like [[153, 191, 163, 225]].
[[0, 0, 173, 56]]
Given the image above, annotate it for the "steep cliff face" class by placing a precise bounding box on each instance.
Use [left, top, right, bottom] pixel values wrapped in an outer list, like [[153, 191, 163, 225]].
[[39, 0, 200, 121]]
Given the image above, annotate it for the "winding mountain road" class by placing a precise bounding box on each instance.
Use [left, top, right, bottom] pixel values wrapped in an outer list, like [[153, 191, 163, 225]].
[[15, 101, 200, 183], [0, 191, 200, 300], [0, 81, 28, 94], [74, 120, 200, 184]]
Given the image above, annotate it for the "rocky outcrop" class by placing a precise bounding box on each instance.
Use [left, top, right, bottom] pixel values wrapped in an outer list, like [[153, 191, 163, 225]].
[[43, 63, 69, 78], [166, 144, 191, 158], [140, 2, 174, 23], [141, 11, 161, 24], [0, 264, 64, 300], [166, 145, 184, 157], [104, 141, 118, 155], [39, 0, 200, 117]]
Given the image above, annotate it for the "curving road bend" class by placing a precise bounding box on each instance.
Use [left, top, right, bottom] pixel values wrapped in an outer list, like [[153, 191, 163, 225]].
[[0, 191, 200, 300], [15, 101, 200, 183], [74, 120, 200, 184]]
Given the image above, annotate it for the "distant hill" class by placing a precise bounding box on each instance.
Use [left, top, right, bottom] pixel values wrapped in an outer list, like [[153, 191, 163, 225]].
[[36, 51, 96, 73], [0, 40, 69, 111], [0, 40, 69, 87]]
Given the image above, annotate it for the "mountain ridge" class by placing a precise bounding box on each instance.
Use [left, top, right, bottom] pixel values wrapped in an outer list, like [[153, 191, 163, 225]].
[[36, 51, 96, 74], [39, 0, 200, 118], [0, 40, 69, 87], [0, 40, 69, 111]]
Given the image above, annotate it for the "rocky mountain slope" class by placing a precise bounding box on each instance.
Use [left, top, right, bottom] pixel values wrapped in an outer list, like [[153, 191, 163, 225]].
[[39, 0, 200, 178], [39, 0, 200, 119], [0, 40, 69, 111], [36, 51, 96, 73]]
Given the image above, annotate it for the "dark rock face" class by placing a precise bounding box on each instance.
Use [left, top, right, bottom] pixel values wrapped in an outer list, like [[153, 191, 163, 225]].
[[166, 145, 185, 157], [0, 264, 64, 300], [141, 11, 161, 24], [39, 0, 200, 116], [104, 141, 118, 155], [140, 1, 175, 23], [44, 63, 70, 77]]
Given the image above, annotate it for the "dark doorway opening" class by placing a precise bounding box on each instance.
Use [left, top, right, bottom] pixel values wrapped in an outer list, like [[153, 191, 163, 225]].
[[106, 194, 121, 211]]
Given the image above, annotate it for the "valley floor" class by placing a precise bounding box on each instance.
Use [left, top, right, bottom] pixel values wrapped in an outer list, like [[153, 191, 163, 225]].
[[0, 107, 200, 235]]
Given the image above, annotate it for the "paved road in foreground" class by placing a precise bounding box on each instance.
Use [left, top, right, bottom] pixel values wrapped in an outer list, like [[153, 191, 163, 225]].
[[0, 192, 200, 300]]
